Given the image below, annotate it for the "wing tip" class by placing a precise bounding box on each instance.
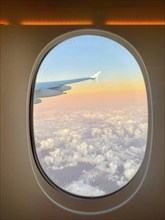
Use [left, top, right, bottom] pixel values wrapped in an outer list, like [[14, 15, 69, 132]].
[[91, 71, 101, 80]]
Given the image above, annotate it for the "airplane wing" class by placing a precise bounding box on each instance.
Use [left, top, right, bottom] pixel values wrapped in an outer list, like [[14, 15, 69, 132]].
[[35, 71, 101, 91], [34, 71, 101, 104]]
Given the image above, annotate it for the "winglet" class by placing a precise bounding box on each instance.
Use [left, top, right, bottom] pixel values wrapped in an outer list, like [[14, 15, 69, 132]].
[[91, 71, 101, 81]]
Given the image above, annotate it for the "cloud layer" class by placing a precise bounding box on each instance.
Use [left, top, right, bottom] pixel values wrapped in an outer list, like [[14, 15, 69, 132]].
[[33, 105, 148, 197]]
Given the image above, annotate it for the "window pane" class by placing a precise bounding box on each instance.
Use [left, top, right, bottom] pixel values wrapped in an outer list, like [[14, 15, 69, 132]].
[[32, 35, 148, 197]]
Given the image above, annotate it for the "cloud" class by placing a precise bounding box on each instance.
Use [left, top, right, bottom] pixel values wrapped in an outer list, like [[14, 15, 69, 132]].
[[123, 159, 140, 180], [93, 154, 105, 164], [117, 176, 127, 187], [33, 105, 148, 196], [40, 138, 54, 150], [109, 162, 118, 175], [124, 168, 137, 180], [64, 180, 106, 197]]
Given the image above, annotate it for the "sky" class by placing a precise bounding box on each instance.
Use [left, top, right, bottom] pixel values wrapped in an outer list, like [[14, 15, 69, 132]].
[[36, 35, 144, 89], [35, 35, 147, 109]]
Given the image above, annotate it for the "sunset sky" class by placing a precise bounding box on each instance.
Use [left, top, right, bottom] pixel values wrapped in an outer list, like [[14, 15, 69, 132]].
[[35, 35, 147, 110]]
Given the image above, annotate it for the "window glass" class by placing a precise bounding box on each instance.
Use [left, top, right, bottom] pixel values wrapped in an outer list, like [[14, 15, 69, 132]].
[[32, 35, 148, 197]]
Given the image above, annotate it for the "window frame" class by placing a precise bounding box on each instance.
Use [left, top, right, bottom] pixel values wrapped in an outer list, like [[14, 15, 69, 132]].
[[27, 29, 153, 215]]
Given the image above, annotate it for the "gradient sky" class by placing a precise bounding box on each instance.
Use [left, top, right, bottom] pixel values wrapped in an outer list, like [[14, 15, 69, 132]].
[[33, 35, 148, 198], [35, 35, 147, 109]]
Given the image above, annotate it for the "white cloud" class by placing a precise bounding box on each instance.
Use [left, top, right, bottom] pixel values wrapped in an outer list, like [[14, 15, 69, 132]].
[[129, 146, 142, 155], [34, 105, 148, 196], [124, 159, 134, 169], [40, 138, 54, 150], [91, 127, 101, 137], [93, 154, 105, 164], [58, 128, 70, 136], [124, 168, 137, 180], [117, 176, 127, 187], [64, 180, 105, 197], [109, 162, 118, 175], [123, 159, 139, 180], [44, 155, 54, 165]]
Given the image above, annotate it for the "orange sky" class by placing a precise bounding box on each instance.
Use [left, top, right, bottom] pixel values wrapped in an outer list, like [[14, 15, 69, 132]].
[[34, 81, 147, 112], [70, 79, 146, 94]]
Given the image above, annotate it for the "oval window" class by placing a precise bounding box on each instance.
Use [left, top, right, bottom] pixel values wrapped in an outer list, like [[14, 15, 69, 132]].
[[30, 30, 151, 206]]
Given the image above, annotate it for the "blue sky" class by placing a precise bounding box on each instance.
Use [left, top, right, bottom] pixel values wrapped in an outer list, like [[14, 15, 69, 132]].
[[36, 35, 143, 84]]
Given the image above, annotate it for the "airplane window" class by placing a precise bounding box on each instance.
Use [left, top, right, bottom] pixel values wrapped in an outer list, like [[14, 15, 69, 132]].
[[30, 31, 149, 199]]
